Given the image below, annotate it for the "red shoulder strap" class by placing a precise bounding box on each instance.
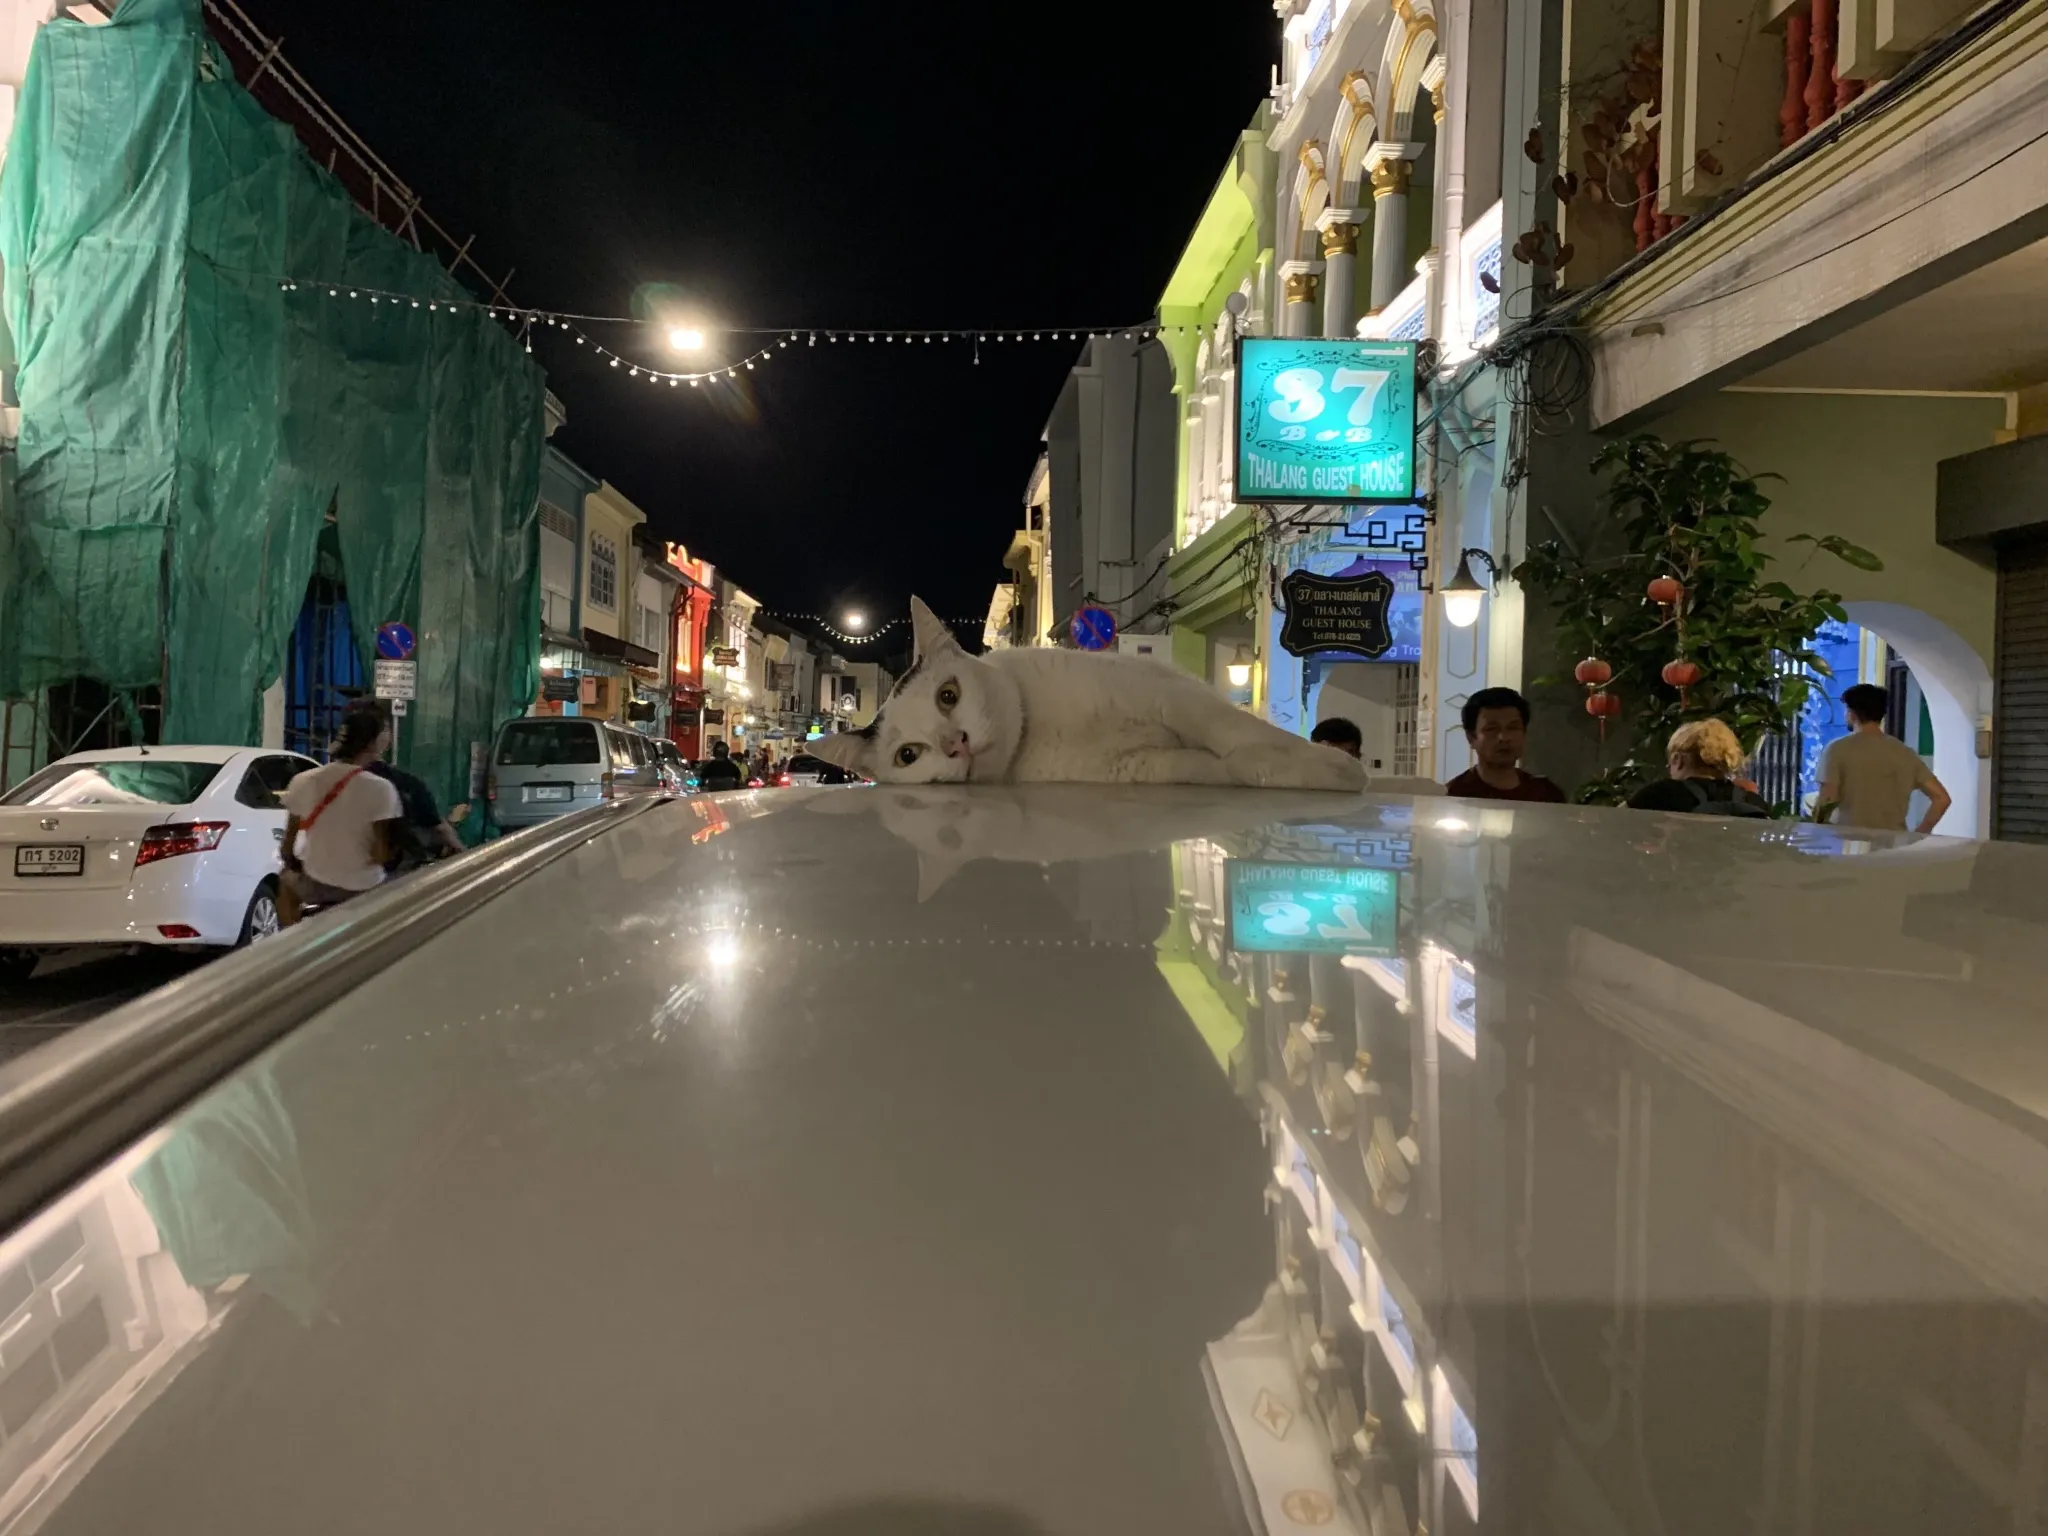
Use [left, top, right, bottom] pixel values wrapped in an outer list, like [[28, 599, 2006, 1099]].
[[302, 766, 366, 832]]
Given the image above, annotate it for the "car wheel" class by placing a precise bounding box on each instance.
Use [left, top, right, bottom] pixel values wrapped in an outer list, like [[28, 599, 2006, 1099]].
[[238, 882, 282, 947], [0, 950, 36, 985]]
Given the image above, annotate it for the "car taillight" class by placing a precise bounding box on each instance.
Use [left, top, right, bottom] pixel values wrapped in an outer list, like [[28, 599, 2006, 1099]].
[[486, 774, 498, 802], [776, 774, 791, 786], [135, 822, 230, 868], [157, 924, 200, 939], [747, 778, 764, 788], [601, 772, 616, 800]]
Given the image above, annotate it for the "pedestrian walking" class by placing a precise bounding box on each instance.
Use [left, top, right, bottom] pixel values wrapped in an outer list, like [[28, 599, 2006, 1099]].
[[1310, 716, 1364, 758], [1626, 720, 1772, 817], [1818, 683, 1952, 834], [1442, 688, 1568, 802], [278, 708, 408, 924]]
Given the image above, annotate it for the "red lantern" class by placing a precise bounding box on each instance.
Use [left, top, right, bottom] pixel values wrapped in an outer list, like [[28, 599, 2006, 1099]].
[[1573, 657, 1613, 686], [1585, 688, 1621, 745], [1646, 576, 1682, 606], [1660, 659, 1701, 688]]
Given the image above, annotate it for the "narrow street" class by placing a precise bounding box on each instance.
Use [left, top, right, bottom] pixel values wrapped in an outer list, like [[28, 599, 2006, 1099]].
[[0, 951, 203, 1060]]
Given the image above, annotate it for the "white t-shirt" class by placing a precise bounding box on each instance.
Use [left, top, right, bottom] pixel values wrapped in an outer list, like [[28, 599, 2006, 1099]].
[[283, 762, 404, 892]]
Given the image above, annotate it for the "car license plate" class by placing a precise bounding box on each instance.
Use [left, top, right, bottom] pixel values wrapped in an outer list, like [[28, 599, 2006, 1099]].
[[529, 785, 572, 801], [14, 844, 83, 877]]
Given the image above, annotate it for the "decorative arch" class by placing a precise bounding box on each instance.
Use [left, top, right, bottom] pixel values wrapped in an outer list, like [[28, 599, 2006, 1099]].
[[1331, 70, 1378, 205], [1379, 6, 1439, 142], [1291, 140, 1330, 262]]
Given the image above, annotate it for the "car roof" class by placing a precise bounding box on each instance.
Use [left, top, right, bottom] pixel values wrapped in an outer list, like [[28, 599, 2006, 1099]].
[[3, 787, 2041, 1532], [52, 745, 258, 765]]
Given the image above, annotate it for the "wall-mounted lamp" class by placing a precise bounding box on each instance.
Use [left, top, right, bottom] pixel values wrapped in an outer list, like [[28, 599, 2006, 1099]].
[[1439, 549, 1500, 629], [1226, 644, 1255, 689]]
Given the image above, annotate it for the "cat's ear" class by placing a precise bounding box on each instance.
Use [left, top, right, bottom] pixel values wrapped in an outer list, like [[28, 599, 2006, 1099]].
[[909, 596, 958, 663], [806, 731, 872, 775]]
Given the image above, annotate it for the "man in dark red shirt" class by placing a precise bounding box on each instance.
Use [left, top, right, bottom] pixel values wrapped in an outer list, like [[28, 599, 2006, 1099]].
[[1442, 688, 1570, 803]]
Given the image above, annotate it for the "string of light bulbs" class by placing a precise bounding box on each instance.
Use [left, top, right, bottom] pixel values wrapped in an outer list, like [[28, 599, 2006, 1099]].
[[765, 610, 984, 648], [272, 274, 1207, 386]]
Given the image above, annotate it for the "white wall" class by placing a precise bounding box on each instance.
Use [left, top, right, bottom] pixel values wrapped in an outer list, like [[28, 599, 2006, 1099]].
[[1314, 662, 1403, 772]]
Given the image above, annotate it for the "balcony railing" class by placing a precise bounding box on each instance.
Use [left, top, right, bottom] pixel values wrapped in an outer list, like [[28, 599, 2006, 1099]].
[[1653, 0, 1992, 227]]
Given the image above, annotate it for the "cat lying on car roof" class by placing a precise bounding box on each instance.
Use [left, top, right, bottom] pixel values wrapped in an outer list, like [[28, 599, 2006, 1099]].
[[806, 597, 1436, 795]]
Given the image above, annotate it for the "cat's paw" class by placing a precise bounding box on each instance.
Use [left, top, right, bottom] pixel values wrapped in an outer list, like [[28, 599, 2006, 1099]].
[[1225, 743, 1367, 792]]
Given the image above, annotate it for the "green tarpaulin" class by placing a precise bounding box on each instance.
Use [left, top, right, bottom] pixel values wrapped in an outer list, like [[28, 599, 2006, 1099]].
[[0, 0, 543, 809]]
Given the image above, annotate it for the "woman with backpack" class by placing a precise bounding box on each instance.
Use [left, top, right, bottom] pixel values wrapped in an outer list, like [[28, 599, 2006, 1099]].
[[1626, 719, 1773, 818]]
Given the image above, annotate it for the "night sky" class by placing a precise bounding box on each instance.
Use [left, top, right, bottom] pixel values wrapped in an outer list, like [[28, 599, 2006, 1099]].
[[257, 1, 1274, 637]]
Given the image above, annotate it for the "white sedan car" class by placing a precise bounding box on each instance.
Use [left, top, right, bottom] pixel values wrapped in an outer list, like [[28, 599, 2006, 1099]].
[[0, 745, 317, 980]]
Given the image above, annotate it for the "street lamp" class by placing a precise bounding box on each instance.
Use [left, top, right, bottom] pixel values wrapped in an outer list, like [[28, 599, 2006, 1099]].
[[1226, 645, 1255, 690], [1440, 549, 1498, 629], [667, 326, 706, 352]]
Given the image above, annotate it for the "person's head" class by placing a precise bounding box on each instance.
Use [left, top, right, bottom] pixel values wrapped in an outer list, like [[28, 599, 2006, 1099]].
[[1842, 683, 1889, 728], [334, 704, 391, 763], [1666, 718, 1746, 781], [711, 739, 731, 759], [1310, 717, 1364, 758], [1461, 687, 1531, 770]]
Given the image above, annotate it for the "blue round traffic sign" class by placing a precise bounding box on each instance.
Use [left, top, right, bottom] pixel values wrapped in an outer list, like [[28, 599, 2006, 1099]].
[[376, 621, 416, 661], [1070, 606, 1118, 652]]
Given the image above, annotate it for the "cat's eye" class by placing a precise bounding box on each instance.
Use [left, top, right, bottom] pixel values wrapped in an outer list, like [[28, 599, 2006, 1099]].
[[895, 745, 922, 767], [937, 682, 960, 710]]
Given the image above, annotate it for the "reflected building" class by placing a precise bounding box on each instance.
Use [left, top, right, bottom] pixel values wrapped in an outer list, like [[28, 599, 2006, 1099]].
[[1168, 805, 2048, 1536]]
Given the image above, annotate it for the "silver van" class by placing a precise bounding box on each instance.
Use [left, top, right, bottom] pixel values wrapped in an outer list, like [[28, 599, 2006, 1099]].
[[488, 718, 667, 831]]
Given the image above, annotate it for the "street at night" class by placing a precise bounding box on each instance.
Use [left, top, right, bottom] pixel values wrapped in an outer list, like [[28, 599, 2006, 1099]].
[[2, 0, 2048, 1533]]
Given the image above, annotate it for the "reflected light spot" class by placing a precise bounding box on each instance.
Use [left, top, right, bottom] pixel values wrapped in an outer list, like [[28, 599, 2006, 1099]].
[[705, 933, 740, 969]]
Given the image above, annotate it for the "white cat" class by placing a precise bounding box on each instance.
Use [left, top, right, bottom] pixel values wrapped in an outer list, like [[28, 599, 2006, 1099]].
[[806, 597, 1376, 792]]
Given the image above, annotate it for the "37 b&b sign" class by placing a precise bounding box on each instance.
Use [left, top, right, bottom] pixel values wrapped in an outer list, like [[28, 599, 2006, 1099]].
[[1235, 337, 1417, 504]]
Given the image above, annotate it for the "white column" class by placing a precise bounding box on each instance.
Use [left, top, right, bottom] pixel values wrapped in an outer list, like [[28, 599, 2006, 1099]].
[[1217, 365, 1238, 507], [1366, 144, 1422, 312], [1279, 262, 1323, 337], [1200, 387, 1224, 528], [1318, 213, 1363, 337], [1424, 53, 1459, 345]]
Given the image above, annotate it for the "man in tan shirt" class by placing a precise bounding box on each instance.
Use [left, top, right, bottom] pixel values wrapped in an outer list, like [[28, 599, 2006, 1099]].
[[1818, 683, 1952, 835]]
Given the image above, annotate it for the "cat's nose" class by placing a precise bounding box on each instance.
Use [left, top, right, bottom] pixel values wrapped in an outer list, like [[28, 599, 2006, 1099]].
[[941, 729, 971, 759]]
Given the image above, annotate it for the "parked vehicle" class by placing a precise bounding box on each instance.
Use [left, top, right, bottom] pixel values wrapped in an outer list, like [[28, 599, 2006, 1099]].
[[0, 746, 314, 978], [654, 738, 697, 793], [488, 718, 667, 832], [783, 752, 865, 787]]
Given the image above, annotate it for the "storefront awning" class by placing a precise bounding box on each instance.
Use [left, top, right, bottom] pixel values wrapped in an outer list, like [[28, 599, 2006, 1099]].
[[582, 627, 659, 669]]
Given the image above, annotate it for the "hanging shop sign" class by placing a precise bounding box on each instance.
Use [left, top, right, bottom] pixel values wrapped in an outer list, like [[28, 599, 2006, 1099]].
[[1235, 337, 1417, 504], [711, 645, 741, 668], [540, 675, 579, 703], [1279, 569, 1397, 658], [1224, 860, 1399, 956], [703, 707, 726, 725]]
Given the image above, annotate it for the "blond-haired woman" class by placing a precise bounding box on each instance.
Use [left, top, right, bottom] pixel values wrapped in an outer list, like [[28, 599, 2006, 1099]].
[[1625, 719, 1773, 818]]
